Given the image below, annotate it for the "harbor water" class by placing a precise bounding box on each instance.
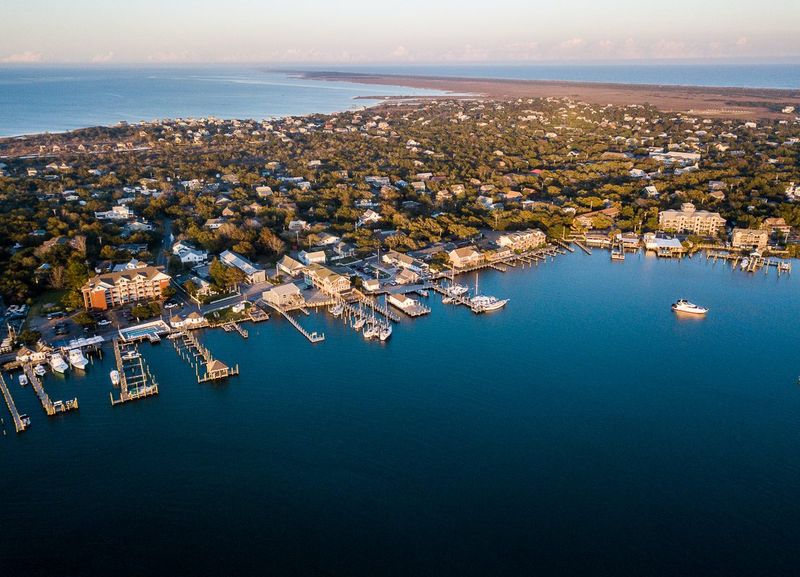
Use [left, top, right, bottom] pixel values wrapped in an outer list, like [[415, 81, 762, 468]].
[[1, 251, 800, 576]]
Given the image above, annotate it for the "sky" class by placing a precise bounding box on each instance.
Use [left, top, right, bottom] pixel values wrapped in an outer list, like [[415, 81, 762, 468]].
[[1, 0, 799, 64]]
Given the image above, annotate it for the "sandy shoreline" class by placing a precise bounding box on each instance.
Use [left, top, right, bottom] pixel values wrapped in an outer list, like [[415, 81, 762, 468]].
[[298, 71, 800, 119]]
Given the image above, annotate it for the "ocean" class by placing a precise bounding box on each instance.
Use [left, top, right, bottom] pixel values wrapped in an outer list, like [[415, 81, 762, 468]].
[[0, 67, 445, 137], [1, 63, 799, 137], [2, 253, 799, 576]]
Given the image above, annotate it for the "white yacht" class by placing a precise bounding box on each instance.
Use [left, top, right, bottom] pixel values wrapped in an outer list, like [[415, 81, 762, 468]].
[[121, 350, 140, 361], [68, 348, 89, 370], [109, 370, 120, 386], [470, 294, 509, 312], [379, 324, 392, 341], [18, 373, 28, 386], [446, 283, 469, 297], [330, 303, 344, 317], [469, 274, 509, 312], [34, 364, 47, 377], [671, 299, 709, 315], [49, 353, 69, 374], [353, 317, 366, 330]]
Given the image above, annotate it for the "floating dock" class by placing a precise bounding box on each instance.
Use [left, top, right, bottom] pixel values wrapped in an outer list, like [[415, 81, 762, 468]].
[[110, 340, 159, 405], [24, 364, 79, 416], [0, 373, 26, 433], [222, 321, 249, 339]]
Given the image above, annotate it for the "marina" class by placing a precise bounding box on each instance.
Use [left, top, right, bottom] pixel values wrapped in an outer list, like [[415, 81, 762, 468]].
[[109, 339, 159, 405], [24, 363, 79, 416]]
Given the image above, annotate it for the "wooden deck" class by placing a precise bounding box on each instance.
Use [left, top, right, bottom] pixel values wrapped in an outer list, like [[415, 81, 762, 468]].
[[0, 373, 26, 433]]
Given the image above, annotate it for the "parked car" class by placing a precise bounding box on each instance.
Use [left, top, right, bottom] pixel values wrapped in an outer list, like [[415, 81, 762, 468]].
[[97, 319, 112, 326]]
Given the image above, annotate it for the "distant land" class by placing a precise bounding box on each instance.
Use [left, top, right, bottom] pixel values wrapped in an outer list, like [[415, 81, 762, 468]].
[[298, 70, 800, 120]]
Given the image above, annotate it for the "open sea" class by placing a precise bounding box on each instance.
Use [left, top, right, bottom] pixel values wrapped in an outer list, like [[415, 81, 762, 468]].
[[2, 253, 800, 576], [1, 63, 799, 137]]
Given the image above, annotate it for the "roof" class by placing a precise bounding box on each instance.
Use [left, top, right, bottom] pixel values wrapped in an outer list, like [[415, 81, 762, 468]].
[[206, 359, 228, 372], [220, 250, 263, 276], [83, 266, 170, 291]]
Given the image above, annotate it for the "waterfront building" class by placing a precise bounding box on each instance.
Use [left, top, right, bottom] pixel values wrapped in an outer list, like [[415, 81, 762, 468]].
[[657, 203, 726, 235], [303, 264, 351, 294], [496, 229, 547, 251], [395, 269, 420, 285], [731, 228, 769, 251], [170, 311, 207, 330], [382, 250, 427, 273], [448, 246, 483, 269], [81, 266, 171, 310], [262, 283, 305, 308], [219, 250, 266, 284]]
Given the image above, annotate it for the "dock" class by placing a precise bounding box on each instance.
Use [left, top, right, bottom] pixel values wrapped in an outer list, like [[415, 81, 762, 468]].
[[262, 301, 325, 343], [25, 364, 79, 416], [430, 283, 482, 313], [222, 321, 249, 339], [110, 340, 159, 405], [0, 373, 26, 433], [172, 331, 240, 382]]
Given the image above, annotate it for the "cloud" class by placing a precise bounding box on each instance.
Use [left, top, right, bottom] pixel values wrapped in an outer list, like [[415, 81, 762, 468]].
[[391, 45, 409, 59], [558, 37, 585, 50], [147, 51, 192, 63], [91, 51, 114, 63], [735, 36, 749, 48], [0, 51, 43, 63]]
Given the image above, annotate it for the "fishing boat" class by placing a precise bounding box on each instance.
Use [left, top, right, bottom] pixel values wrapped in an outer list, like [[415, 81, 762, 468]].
[[34, 364, 46, 377], [442, 296, 454, 304], [20, 414, 31, 426], [671, 299, 709, 315], [379, 324, 392, 341], [447, 284, 469, 296], [68, 348, 89, 370], [109, 370, 120, 386], [49, 353, 69, 374], [18, 373, 28, 386]]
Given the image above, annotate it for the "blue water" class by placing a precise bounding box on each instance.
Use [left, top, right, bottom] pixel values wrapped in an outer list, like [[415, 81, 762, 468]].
[[0, 67, 445, 137], [314, 63, 800, 89], [2, 253, 799, 576], [2, 63, 799, 137]]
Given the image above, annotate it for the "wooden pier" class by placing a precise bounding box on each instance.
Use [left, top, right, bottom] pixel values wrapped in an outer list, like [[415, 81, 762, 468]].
[[0, 373, 26, 433], [706, 250, 792, 275], [24, 364, 79, 416], [110, 339, 159, 405], [172, 331, 240, 382], [573, 240, 592, 255], [248, 306, 270, 322], [222, 321, 249, 339], [430, 283, 481, 313], [262, 301, 325, 343], [553, 238, 575, 253]]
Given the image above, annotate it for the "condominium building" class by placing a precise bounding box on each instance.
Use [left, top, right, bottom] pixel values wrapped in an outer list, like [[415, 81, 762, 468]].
[[731, 228, 769, 251], [658, 203, 726, 235], [82, 266, 171, 310]]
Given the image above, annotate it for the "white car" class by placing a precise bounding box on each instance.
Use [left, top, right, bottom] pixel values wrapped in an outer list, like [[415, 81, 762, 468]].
[[164, 302, 180, 309], [97, 319, 112, 326]]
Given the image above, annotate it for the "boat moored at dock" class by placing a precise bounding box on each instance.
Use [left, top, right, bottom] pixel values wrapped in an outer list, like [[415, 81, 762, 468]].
[[68, 349, 89, 370], [18, 374, 28, 387], [49, 353, 69, 374]]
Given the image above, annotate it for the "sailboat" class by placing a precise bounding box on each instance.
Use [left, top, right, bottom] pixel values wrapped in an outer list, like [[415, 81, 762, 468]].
[[379, 323, 392, 341], [469, 273, 509, 312]]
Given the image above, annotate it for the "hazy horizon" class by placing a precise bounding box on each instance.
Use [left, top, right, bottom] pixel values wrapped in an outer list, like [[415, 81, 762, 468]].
[[2, 0, 799, 65]]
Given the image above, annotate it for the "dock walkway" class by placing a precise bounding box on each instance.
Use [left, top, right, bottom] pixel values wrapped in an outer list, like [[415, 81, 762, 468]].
[[25, 364, 78, 416], [261, 301, 325, 343], [0, 373, 26, 433]]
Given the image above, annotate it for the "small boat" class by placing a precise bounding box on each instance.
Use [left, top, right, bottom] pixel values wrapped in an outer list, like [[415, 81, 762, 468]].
[[442, 296, 454, 304], [20, 414, 31, 426], [671, 299, 709, 315], [353, 317, 366, 330], [379, 324, 392, 341], [18, 373, 28, 386], [362, 322, 378, 339], [447, 284, 469, 296], [68, 348, 89, 370], [417, 289, 429, 297], [121, 350, 140, 361], [740, 258, 749, 270], [49, 353, 69, 374], [34, 364, 46, 377], [330, 303, 344, 317], [109, 370, 120, 386]]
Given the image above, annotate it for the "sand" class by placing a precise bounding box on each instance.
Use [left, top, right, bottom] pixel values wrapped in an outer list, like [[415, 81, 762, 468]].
[[299, 71, 800, 120]]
